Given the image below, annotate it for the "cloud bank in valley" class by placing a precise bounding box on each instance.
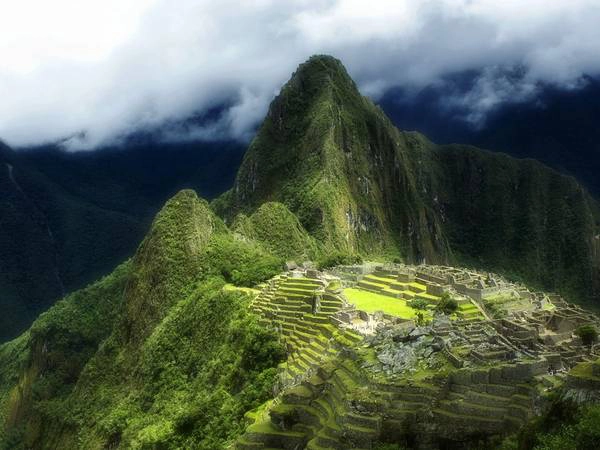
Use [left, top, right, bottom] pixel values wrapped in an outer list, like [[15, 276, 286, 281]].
[[1, 0, 600, 149]]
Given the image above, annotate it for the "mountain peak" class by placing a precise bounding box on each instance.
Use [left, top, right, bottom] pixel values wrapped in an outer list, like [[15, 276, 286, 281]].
[[292, 54, 354, 85], [122, 189, 226, 343], [269, 55, 361, 117], [251, 55, 366, 144], [220, 56, 600, 301]]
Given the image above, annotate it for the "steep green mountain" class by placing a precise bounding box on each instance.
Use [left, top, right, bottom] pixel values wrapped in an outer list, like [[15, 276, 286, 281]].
[[218, 55, 600, 303], [217, 57, 450, 262], [232, 202, 320, 260], [0, 141, 244, 342], [0, 190, 285, 449]]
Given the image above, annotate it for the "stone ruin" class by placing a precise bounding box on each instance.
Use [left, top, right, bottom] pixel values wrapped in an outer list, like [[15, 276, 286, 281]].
[[236, 263, 600, 450]]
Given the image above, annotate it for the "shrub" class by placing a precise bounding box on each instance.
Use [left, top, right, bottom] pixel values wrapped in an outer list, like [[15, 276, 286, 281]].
[[436, 293, 458, 315], [533, 405, 600, 450], [316, 252, 362, 270], [374, 443, 408, 450], [407, 298, 428, 310], [498, 397, 600, 450], [415, 312, 427, 327], [575, 325, 598, 347], [203, 236, 283, 287]]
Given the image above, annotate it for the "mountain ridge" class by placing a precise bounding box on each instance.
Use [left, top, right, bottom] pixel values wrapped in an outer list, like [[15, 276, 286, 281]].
[[218, 55, 600, 303], [0, 141, 245, 342]]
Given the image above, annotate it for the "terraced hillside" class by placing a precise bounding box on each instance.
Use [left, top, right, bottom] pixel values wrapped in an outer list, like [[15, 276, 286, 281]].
[[235, 264, 600, 449], [249, 273, 363, 384]]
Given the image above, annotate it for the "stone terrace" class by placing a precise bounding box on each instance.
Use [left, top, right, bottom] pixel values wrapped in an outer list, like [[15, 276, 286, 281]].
[[236, 264, 600, 449], [249, 270, 363, 386]]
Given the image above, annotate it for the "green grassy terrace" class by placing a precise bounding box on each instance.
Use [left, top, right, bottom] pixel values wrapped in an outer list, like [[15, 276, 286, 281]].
[[343, 287, 432, 319]]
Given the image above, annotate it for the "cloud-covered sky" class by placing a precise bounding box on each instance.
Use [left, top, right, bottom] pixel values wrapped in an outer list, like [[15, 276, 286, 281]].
[[1, 0, 600, 150]]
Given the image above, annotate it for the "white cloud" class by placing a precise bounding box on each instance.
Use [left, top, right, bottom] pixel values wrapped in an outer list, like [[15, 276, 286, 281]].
[[1, 0, 599, 149]]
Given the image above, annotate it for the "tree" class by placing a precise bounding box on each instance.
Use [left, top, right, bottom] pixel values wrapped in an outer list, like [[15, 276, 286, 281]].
[[575, 325, 598, 347], [436, 293, 458, 315], [408, 298, 428, 310]]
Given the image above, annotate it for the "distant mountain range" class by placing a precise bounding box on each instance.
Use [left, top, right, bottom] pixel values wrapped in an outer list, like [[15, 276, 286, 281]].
[[379, 73, 600, 198]]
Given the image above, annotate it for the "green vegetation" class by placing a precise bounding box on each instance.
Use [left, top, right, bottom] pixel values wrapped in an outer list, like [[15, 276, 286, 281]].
[[482, 293, 523, 318], [575, 324, 598, 347], [216, 54, 600, 305], [201, 235, 283, 287], [232, 202, 319, 260], [0, 141, 244, 343], [317, 251, 362, 270], [374, 444, 407, 450], [499, 397, 600, 450], [569, 360, 600, 381], [0, 260, 132, 448], [436, 293, 459, 315], [2, 54, 600, 450], [344, 288, 429, 319], [0, 189, 286, 449], [407, 298, 429, 310]]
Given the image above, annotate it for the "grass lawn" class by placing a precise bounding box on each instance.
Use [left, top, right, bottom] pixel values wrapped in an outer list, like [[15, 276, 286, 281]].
[[569, 360, 600, 381], [344, 288, 429, 319]]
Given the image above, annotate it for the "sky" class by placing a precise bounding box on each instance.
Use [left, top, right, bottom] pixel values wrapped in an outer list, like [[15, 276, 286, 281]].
[[1, 0, 600, 150]]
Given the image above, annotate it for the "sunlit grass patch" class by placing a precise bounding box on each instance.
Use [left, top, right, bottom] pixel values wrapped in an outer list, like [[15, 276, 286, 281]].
[[344, 288, 430, 319]]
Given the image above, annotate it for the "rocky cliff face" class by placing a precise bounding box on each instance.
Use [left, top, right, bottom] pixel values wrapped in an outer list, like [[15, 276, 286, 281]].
[[219, 55, 600, 302], [430, 146, 600, 301]]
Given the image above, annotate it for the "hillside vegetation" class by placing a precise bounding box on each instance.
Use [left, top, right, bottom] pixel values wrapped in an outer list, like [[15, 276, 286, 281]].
[[0, 191, 284, 449], [0, 141, 244, 342]]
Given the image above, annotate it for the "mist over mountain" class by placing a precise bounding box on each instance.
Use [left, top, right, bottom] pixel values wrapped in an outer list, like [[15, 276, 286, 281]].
[[2, 1, 600, 447], [379, 72, 600, 197], [3, 1, 600, 150]]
